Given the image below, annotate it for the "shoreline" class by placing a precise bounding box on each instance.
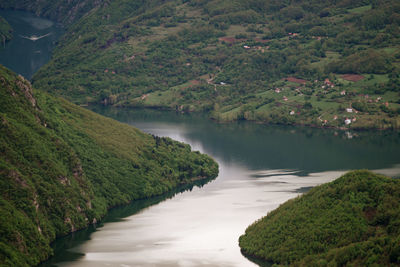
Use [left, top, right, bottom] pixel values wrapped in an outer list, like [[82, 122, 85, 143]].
[[84, 102, 400, 132]]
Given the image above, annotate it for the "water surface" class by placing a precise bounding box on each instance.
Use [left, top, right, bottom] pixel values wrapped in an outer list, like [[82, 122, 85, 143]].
[[0, 9, 64, 79], [42, 108, 400, 267], [3, 8, 400, 267]]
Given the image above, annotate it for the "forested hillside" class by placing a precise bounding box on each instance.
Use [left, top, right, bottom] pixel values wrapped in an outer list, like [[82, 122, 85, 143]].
[[2, 0, 399, 129], [239, 170, 400, 266], [0, 65, 218, 266], [27, 0, 400, 129]]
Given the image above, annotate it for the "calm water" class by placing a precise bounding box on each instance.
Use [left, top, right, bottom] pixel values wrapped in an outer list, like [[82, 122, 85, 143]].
[[0, 9, 64, 79], [41, 107, 400, 267], [3, 9, 400, 267]]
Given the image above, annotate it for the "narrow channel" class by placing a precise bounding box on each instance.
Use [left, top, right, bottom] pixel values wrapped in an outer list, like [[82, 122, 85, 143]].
[[42, 108, 400, 267], [0, 9, 64, 79], [1, 10, 400, 267]]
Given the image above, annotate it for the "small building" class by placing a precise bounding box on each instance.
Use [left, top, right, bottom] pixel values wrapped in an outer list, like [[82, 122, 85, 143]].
[[243, 45, 251, 49], [275, 88, 281, 93], [340, 90, 346, 96], [324, 78, 335, 88], [346, 108, 353, 113], [290, 110, 295, 115], [344, 118, 352, 125]]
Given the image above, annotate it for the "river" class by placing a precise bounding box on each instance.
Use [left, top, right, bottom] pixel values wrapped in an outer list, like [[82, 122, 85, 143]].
[[0, 9, 64, 79], [39, 108, 400, 267], [1, 9, 400, 267]]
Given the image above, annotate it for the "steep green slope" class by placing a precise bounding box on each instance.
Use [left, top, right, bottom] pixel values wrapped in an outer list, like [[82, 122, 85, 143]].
[[24, 0, 400, 129], [0, 65, 218, 266], [239, 170, 400, 266], [0, 16, 12, 44]]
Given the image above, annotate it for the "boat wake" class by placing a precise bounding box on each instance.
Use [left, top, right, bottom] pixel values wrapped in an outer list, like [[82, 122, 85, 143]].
[[20, 32, 51, 41]]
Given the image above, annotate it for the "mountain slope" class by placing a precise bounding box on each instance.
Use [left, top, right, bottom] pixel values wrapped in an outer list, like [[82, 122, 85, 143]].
[[0, 65, 218, 266], [23, 0, 400, 129], [239, 170, 400, 266]]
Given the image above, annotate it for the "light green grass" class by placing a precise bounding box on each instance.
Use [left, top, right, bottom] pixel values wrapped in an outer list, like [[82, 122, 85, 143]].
[[348, 5, 372, 14]]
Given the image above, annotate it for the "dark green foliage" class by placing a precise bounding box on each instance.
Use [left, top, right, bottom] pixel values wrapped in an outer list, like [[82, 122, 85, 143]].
[[327, 50, 393, 74], [4, 0, 400, 129], [0, 16, 12, 44], [239, 170, 400, 266], [0, 65, 218, 266]]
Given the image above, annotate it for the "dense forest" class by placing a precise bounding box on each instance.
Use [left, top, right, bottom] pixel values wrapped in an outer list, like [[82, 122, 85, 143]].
[[0, 1, 399, 266], [239, 170, 400, 266], [3, 0, 398, 129], [0, 65, 218, 266]]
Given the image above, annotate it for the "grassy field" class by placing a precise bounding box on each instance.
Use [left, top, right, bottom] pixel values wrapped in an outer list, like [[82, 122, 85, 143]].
[[2, 0, 396, 130]]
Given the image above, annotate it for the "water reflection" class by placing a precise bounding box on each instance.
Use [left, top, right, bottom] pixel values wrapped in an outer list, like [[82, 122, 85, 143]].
[[40, 107, 400, 267], [41, 180, 212, 266], [47, 167, 344, 267], [90, 106, 400, 175], [0, 9, 64, 79]]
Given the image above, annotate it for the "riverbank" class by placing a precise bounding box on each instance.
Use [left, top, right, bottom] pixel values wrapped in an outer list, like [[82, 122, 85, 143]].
[[35, 106, 400, 266], [89, 102, 400, 131], [239, 170, 400, 266], [0, 66, 218, 266], [22, 0, 399, 132]]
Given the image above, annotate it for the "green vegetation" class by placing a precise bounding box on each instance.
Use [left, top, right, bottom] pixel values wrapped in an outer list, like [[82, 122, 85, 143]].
[[13, 0, 396, 129], [0, 16, 12, 44], [239, 170, 400, 266], [0, 65, 218, 266]]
